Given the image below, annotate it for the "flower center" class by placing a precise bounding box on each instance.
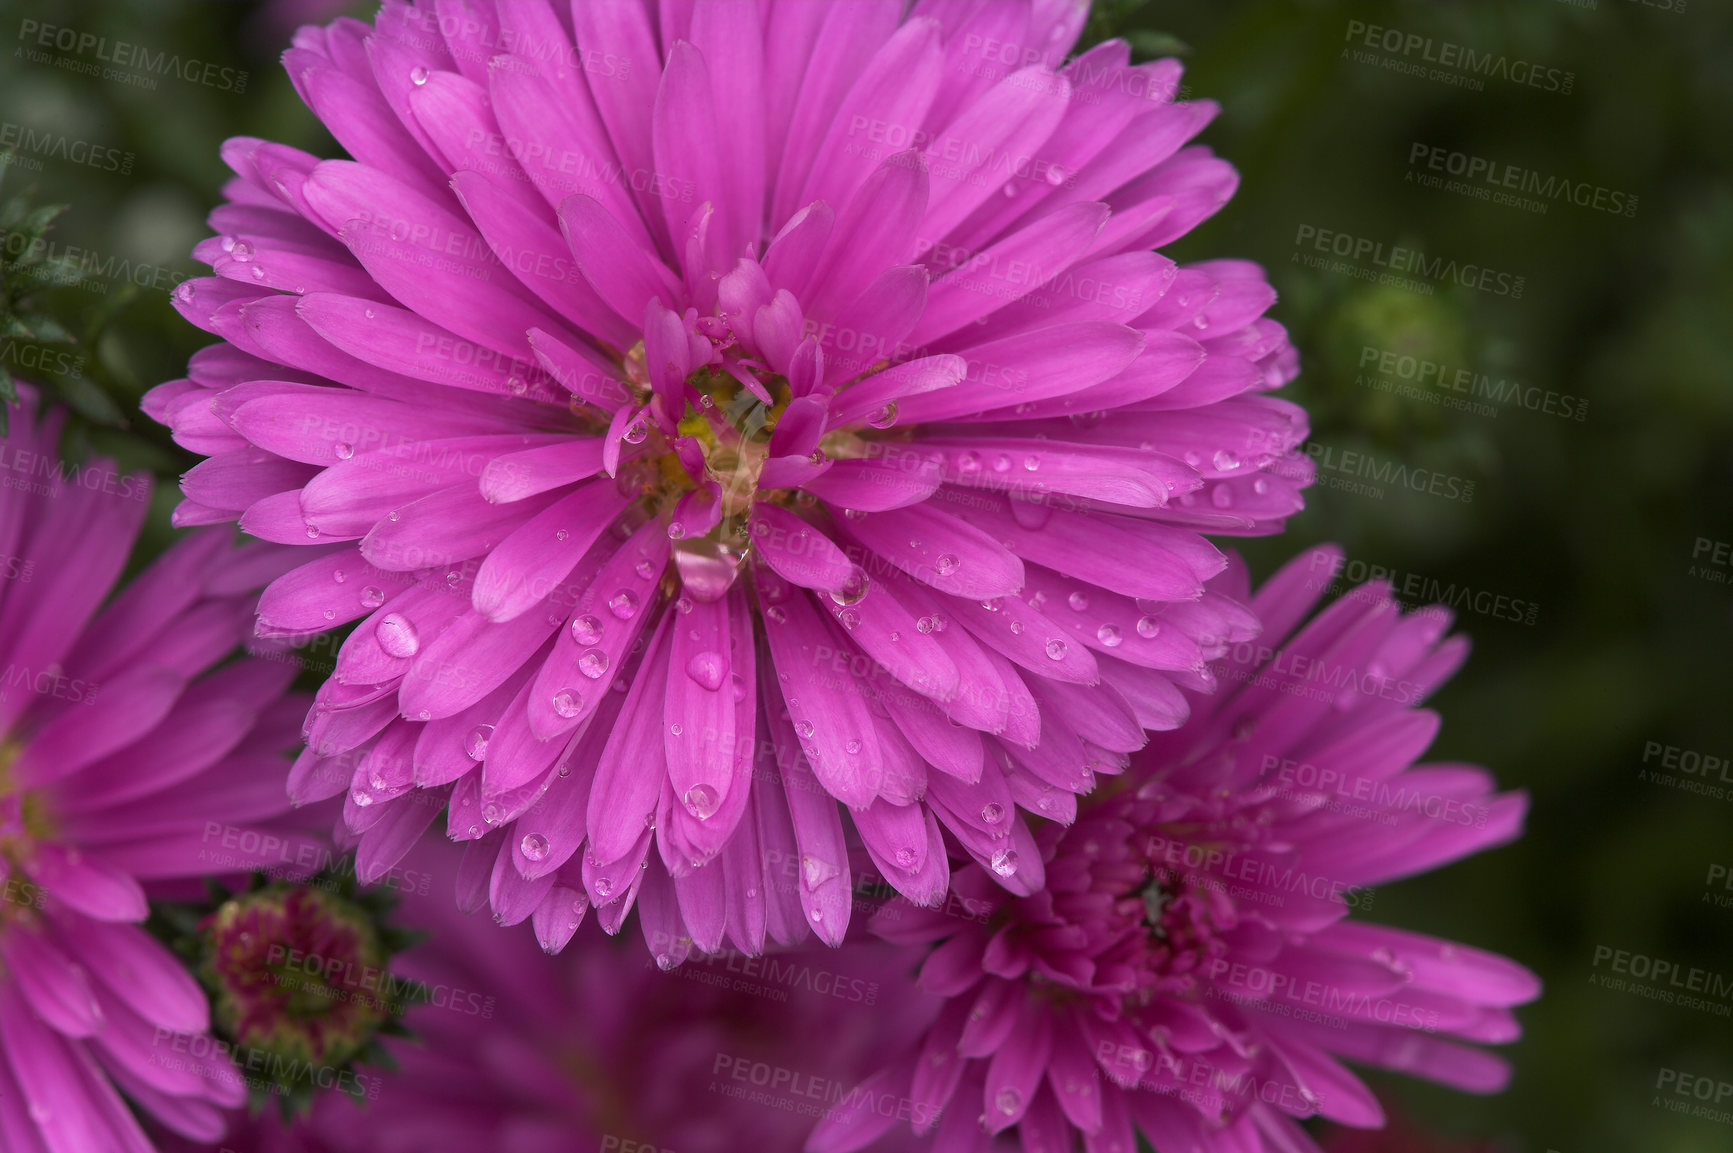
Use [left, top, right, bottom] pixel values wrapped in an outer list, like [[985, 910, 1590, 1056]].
[[200, 886, 399, 1078]]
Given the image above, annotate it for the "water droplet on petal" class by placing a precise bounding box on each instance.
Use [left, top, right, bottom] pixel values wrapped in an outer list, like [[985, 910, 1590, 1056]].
[[895, 846, 917, 868], [867, 401, 898, 429], [410, 64, 430, 85], [795, 720, 815, 738], [957, 451, 982, 475], [1023, 454, 1040, 471], [520, 832, 549, 861], [990, 849, 1020, 877], [765, 605, 788, 625], [376, 613, 420, 658], [364, 308, 376, 319], [465, 724, 494, 760], [828, 566, 870, 606], [361, 586, 386, 609], [1136, 615, 1161, 639], [839, 609, 860, 630], [634, 559, 657, 580], [571, 615, 604, 645], [994, 1087, 1022, 1114], [686, 650, 728, 691], [1045, 638, 1069, 661], [1097, 624, 1122, 647], [334, 441, 354, 460], [577, 649, 610, 679], [1213, 449, 1240, 472], [623, 419, 649, 444], [322, 609, 335, 620], [305, 526, 321, 540], [982, 802, 1004, 824], [993, 454, 1011, 473], [669, 721, 683, 736], [552, 688, 583, 718], [935, 554, 960, 576], [1044, 165, 1067, 186], [683, 784, 719, 819], [1067, 590, 1090, 612], [607, 590, 639, 620], [595, 877, 614, 898]]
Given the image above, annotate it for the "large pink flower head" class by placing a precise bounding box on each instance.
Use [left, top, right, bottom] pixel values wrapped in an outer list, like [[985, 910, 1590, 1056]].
[[816, 547, 1539, 1153], [0, 391, 312, 1152], [147, 0, 1309, 957]]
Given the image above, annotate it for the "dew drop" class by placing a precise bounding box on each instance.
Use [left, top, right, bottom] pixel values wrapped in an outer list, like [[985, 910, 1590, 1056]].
[[669, 721, 683, 736], [595, 877, 614, 898], [994, 1087, 1022, 1114], [1067, 590, 1090, 612], [1008, 498, 1052, 531], [334, 441, 354, 460], [990, 848, 1020, 877], [623, 419, 649, 444], [982, 802, 1004, 824], [935, 554, 960, 576], [410, 64, 429, 85], [916, 615, 935, 634], [376, 612, 420, 658], [1009, 620, 1025, 635], [571, 614, 604, 645], [250, 266, 266, 280], [1045, 637, 1069, 661], [1023, 454, 1040, 471], [364, 308, 376, 319], [322, 609, 336, 620], [683, 783, 720, 819], [993, 454, 1011, 473], [686, 650, 728, 691], [895, 846, 917, 868], [230, 239, 254, 262], [555, 528, 569, 541], [867, 401, 899, 428], [607, 590, 640, 620], [306, 526, 321, 540], [795, 720, 815, 738], [845, 738, 863, 755], [465, 724, 494, 760], [577, 649, 610, 679], [828, 566, 870, 606], [1136, 615, 1161, 639], [520, 832, 549, 861], [957, 451, 982, 475], [1253, 476, 1271, 495], [1097, 624, 1122, 647], [634, 558, 657, 580], [350, 788, 373, 808], [838, 609, 860, 630], [361, 585, 386, 609], [1044, 165, 1067, 186], [765, 605, 788, 625], [1213, 449, 1240, 472]]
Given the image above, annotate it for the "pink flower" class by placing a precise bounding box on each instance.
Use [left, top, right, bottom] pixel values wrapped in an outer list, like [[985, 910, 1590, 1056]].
[[148, 0, 1309, 958], [814, 547, 1539, 1153], [0, 390, 311, 1151]]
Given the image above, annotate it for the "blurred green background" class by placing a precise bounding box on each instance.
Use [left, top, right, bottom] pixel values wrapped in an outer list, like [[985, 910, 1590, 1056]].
[[2, 1, 1731, 1150]]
